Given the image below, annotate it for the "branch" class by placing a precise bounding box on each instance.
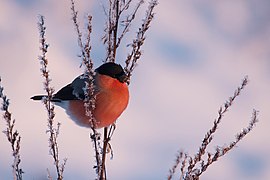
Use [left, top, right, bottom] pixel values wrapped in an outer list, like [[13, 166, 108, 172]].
[[197, 109, 259, 176], [0, 78, 23, 180], [70, 1, 104, 178], [168, 76, 259, 180], [37, 15, 67, 180], [116, 0, 144, 48], [187, 76, 249, 174], [124, 0, 158, 84]]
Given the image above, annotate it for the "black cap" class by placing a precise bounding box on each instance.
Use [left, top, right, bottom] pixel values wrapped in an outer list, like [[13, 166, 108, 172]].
[[96, 62, 127, 83]]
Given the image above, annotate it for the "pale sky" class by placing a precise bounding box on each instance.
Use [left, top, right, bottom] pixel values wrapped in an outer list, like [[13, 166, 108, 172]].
[[0, 0, 270, 179]]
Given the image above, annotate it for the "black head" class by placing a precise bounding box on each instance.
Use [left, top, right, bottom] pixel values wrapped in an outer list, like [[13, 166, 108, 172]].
[[95, 62, 127, 83]]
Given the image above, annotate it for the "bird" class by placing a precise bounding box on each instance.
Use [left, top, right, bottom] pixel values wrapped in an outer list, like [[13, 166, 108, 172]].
[[31, 62, 129, 129]]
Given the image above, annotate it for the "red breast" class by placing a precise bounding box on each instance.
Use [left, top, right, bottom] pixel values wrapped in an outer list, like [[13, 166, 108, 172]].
[[68, 74, 129, 128]]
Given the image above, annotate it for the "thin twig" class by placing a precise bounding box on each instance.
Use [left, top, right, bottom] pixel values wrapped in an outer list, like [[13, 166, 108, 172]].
[[168, 151, 184, 180], [187, 76, 249, 174], [0, 78, 23, 180], [112, 0, 120, 60], [197, 109, 259, 176], [38, 15, 66, 180], [100, 127, 108, 180], [70, 0, 103, 178], [168, 76, 259, 180], [124, 0, 158, 84], [116, 0, 144, 48]]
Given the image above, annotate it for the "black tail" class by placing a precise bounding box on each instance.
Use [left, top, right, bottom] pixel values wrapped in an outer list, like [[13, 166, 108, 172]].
[[31, 95, 62, 102], [31, 95, 47, 100]]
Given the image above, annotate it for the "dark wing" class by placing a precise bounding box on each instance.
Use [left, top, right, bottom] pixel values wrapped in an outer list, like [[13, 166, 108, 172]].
[[53, 84, 79, 101], [53, 74, 98, 101]]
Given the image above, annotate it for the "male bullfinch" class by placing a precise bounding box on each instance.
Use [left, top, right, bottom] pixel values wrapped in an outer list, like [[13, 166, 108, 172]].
[[31, 62, 129, 129]]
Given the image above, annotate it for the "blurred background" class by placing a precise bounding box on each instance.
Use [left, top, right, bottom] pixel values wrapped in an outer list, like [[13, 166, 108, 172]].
[[0, 0, 270, 179]]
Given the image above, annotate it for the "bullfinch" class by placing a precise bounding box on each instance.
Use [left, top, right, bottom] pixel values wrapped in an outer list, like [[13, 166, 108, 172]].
[[31, 62, 129, 129]]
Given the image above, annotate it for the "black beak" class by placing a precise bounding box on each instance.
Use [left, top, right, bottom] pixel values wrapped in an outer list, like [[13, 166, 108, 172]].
[[117, 73, 128, 83]]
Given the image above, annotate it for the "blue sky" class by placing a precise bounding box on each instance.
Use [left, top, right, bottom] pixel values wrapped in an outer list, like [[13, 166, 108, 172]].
[[1, 0, 270, 179]]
